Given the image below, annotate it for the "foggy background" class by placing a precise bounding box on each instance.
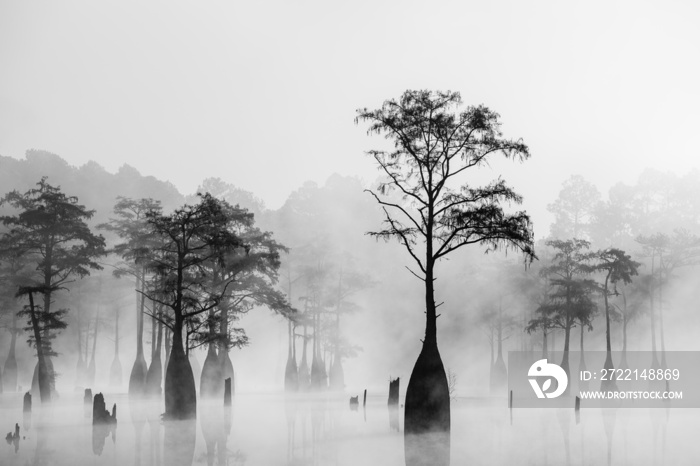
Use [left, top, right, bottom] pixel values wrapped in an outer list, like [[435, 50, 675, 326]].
[[1, 0, 700, 404]]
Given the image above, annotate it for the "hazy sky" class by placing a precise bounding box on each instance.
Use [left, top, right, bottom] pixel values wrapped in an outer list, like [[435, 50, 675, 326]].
[[1, 0, 699, 234]]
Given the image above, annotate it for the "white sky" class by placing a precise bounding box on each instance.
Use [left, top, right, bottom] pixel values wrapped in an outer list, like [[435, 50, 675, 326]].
[[1, 0, 699, 235]]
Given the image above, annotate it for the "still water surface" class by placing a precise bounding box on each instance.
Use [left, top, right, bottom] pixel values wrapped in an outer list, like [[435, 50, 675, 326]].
[[0, 391, 698, 465]]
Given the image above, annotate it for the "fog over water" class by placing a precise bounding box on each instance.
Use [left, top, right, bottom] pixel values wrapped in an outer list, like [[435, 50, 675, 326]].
[[2, 2, 700, 465]]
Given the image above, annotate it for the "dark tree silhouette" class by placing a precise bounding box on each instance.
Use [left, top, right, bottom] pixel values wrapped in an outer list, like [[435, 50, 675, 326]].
[[326, 264, 370, 391], [356, 90, 535, 449], [593, 248, 639, 390], [530, 239, 596, 389], [0, 251, 26, 392], [99, 197, 163, 397], [0, 178, 105, 402], [195, 201, 290, 400], [612, 281, 645, 369], [140, 193, 253, 419]]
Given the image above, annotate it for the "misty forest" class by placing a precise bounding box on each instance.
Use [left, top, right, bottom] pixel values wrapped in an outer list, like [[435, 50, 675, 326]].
[[2, 3, 700, 466]]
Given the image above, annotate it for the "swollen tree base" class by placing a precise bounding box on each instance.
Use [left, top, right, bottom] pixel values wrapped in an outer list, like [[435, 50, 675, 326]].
[[284, 355, 298, 392], [489, 356, 507, 396], [328, 359, 344, 391], [109, 357, 122, 387], [145, 355, 163, 397], [165, 343, 197, 420], [200, 347, 223, 400], [404, 340, 450, 466], [3, 341, 18, 392], [128, 355, 148, 397]]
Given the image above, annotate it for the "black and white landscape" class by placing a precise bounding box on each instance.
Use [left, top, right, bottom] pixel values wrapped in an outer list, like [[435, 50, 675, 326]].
[[1, 2, 699, 465]]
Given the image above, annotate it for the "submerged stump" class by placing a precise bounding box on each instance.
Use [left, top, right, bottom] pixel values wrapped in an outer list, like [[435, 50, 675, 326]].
[[388, 377, 400, 406], [23, 392, 32, 413], [224, 378, 232, 407], [92, 393, 117, 425]]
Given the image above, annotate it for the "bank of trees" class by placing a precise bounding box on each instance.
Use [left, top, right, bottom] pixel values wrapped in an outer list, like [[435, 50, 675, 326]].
[[520, 171, 700, 393]]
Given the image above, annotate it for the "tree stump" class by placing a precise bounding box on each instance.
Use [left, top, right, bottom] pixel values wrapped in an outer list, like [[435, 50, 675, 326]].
[[224, 378, 232, 407], [92, 393, 117, 425], [84, 389, 93, 406], [388, 377, 400, 406], [23, 392, 31, 413]]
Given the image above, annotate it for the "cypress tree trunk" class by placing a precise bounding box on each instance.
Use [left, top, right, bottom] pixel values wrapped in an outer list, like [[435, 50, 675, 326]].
[[404, 260, 450, 466], [87, 307, 99, 386], [284, 321, 298, 392], [165, 320, 196, 419], [75, 313, 87, 387], [298, 325, 310, 391], [620, 292, 629, 370], [151, 308, 157, 361], [603, 276, 614, 369], [560, 285, 573, 394], [3, 319, 18, 392], [42, 261, 54, 394], [28, 293, 51, 403], [649, 257, 659, 368], [164, 325, 172, 375], [601, 276, 618, 391], [200, 343, 222, 399], [490, 302, 507, 395], [542, 329, 548, 359], [578, 320, 589, 391], [218, 305, 234, 396], [110, 306, 122, 387], [129, 270, 148, 396], [404, 255, 450, 452], [329, 314, 343, 391], [658, 278, 667, 368], [146, 307, 164, 396]]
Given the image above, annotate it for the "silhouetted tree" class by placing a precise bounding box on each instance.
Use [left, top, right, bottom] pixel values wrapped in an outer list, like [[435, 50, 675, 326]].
[[611, 281, 645, 369], [140, 194, 256, 419], [636, 230, 700, 368], [99, 197, 162, 397], [195, 201, 290, 399], [327, 263, 370, 391], [532, 239, 596, 387], [0, 251, 26, 392], [0, 178, 105, 402], [356, 90, 535, 447], [593, 248, 639, 389]]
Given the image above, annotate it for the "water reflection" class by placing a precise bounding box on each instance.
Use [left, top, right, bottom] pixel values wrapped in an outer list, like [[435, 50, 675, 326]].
[[92, 421, 116, 456], [555, 408, 571, 466], [31, 412, 50, 466], [131, 399, 147, 465], [2, 392, 699, 465], [650, 407, 668, 465], [285, 396, 339, 466], [164, 419, 196, 466], [5, 423, 20, 453], [388, 405, 399, 432], [601, 407, 617, 466], [147, 400, 163, 466], [404, 431, 450, 466], [200, 404, 232, 465]]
